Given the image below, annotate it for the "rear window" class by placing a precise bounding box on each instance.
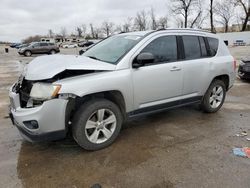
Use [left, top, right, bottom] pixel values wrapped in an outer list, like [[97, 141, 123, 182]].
[[207, 37, 219, 56], [182, 36, 201, 59]]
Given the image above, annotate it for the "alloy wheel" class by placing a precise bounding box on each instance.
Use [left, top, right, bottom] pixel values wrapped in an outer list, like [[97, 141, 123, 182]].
[[85, 109, 117, 144], [209, 85, 224, 109]]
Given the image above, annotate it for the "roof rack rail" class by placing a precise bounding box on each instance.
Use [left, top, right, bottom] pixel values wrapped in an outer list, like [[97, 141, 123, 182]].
[[155, 28, 211, 34]]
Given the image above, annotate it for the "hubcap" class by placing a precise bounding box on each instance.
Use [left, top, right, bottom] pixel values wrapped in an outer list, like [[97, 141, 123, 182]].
[[209, 85, 224, 109], [85, 109, 117, 144]]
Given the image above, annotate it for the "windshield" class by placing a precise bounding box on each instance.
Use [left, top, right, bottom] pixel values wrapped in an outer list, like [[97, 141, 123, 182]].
[[83, 35, 142, 64]]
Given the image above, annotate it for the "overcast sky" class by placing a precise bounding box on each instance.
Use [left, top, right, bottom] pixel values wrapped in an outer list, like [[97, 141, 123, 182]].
[[0, 0, 173, 42]]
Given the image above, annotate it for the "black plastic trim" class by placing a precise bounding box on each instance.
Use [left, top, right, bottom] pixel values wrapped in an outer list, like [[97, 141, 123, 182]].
[[127, 96, 202, 118], [16, 125, 66, 142]]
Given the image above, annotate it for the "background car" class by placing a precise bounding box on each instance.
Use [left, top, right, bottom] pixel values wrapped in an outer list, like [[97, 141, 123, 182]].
[[79, 44, 95, 55], [16, 43, 29, 49], [18, 42, 60, 56], [78, 41, 94, 47], [9, 43, 21, 48], [62, 43, 78, 48], [238, 57, 250, 80]]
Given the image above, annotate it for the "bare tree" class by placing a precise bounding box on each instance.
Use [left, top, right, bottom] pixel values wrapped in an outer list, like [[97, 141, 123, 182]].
[[234, 0, 250, 31], [90, 23, 95, 39], [171, 0, 200, 28], [158, 16, 168, 29], [81, 24, 87, 38], [22, 35, 43, 43], [123, 17, 133, 32], [134, 10, 147, 31], [189, 1, 205, 28], [150, 8, 158, 30], [76, 27, 83, 37], [60, 27, 67, 38], [102, 21, 114, 37], [215, 0, 235, 32], [48, 29, 54, 38], [209, 0, 216, 33]]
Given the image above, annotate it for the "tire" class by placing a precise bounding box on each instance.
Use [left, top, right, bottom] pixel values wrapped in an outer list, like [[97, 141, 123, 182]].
[[201, 79, 226, 113], [24, 50, 32, 57], [72, 99, 123, 150], [50, 50, 56, 55]]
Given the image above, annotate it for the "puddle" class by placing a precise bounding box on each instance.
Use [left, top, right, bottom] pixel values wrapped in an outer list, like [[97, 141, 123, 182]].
[[223, 103, 250, 110], [234, 82, 250, 86]]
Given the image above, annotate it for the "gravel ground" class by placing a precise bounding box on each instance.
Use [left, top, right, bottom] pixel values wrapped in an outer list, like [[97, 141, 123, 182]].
[[0, 46, 249, 188]]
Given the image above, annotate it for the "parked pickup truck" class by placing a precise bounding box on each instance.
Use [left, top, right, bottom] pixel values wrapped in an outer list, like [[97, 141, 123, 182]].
[[9, 29, 236, 150]]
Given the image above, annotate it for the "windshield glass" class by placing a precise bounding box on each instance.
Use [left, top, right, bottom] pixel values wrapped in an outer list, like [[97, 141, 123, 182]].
[[83, 35, 142, 64]]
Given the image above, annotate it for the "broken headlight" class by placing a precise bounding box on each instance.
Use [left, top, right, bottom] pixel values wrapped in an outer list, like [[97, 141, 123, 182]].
[[30, 83, 61, 100]]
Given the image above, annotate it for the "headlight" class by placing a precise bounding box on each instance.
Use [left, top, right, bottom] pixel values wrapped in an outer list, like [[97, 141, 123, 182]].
[[19, 48, 25, 52], [30, 83, 61, 100]]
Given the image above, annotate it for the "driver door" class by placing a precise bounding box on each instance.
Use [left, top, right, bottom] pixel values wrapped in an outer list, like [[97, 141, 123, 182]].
[[132, 35, 183, 111]]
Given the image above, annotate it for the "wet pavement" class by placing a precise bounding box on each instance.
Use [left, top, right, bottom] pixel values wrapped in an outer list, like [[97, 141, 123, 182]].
[[0, 46, 250, 188]]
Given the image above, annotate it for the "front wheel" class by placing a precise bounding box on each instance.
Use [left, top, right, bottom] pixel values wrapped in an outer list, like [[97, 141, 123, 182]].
[[50, 50, 56, 55], [24, 50, 32, 57], [72, 99, 123, 150], [201, 80, 226, 113]]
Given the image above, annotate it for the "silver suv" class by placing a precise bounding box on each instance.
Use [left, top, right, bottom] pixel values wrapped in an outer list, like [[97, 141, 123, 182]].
[[9, 29, 236, 150]]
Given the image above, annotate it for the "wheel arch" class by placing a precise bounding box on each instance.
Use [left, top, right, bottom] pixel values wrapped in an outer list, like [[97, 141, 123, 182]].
[[212, 74, 230, 90], [69, 90, 127, 121]]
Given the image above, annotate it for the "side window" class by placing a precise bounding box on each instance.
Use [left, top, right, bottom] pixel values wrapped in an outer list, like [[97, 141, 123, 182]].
[[182, 36, 201, 59], [40, 43, 48, 46], [199, 37, 208, 57], [141, 36, 177, 64], [207, 37, 219, 56], [32, 43, 40, 47]]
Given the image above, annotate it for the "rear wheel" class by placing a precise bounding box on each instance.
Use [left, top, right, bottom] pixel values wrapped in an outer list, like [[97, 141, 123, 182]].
[[24, 50, 32, 57], [201, 80, 226, 113], [72, 99, 123, 150]]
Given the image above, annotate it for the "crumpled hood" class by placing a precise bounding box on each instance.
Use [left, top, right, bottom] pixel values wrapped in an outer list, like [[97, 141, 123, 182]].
[[24, 55, 116, 80]]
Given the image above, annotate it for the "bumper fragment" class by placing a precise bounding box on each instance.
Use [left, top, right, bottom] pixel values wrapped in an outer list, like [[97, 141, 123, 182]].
[[9, 89, 68, 142]]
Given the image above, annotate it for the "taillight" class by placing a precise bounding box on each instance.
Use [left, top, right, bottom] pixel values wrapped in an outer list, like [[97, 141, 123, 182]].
[[233, 58, 237, 71]]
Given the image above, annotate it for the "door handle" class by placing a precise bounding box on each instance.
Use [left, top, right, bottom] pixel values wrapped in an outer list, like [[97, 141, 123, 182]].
[[170, 66, 181, 71]]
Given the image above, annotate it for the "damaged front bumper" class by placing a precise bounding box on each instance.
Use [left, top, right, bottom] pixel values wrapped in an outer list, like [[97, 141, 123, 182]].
[[9, 86, 69, 142]]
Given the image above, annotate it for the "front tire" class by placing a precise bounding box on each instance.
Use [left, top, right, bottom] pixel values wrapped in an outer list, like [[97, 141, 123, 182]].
[[24, 50, 32, 57], [72, 99, 123, 150], [201, 80, 226, 113], [50, 49, 56, 55]]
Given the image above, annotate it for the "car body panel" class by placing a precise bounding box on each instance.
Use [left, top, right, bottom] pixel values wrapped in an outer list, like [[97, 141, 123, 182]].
[[238, 58, 250, 79], [25, 54, 116, 80]]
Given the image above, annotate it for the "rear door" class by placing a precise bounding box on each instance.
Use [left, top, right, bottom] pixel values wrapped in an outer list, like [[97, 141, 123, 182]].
[[180, 35, 211, 98], [39, 42, 49, 53]]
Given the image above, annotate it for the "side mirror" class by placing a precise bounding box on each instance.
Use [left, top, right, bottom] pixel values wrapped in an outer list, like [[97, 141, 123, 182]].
[[133, 52, 155, 68]]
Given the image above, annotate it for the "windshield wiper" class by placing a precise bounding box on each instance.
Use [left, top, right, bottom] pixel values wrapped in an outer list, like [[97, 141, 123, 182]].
[[87, 56, 101, 61]]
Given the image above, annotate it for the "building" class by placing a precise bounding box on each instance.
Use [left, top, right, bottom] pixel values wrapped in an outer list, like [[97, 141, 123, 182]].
[[217, 31, 250, 46], [40, 37, 86, 44]]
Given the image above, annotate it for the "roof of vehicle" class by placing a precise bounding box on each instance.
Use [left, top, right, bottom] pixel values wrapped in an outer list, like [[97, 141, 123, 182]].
[[120, 28, 215, 38]]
